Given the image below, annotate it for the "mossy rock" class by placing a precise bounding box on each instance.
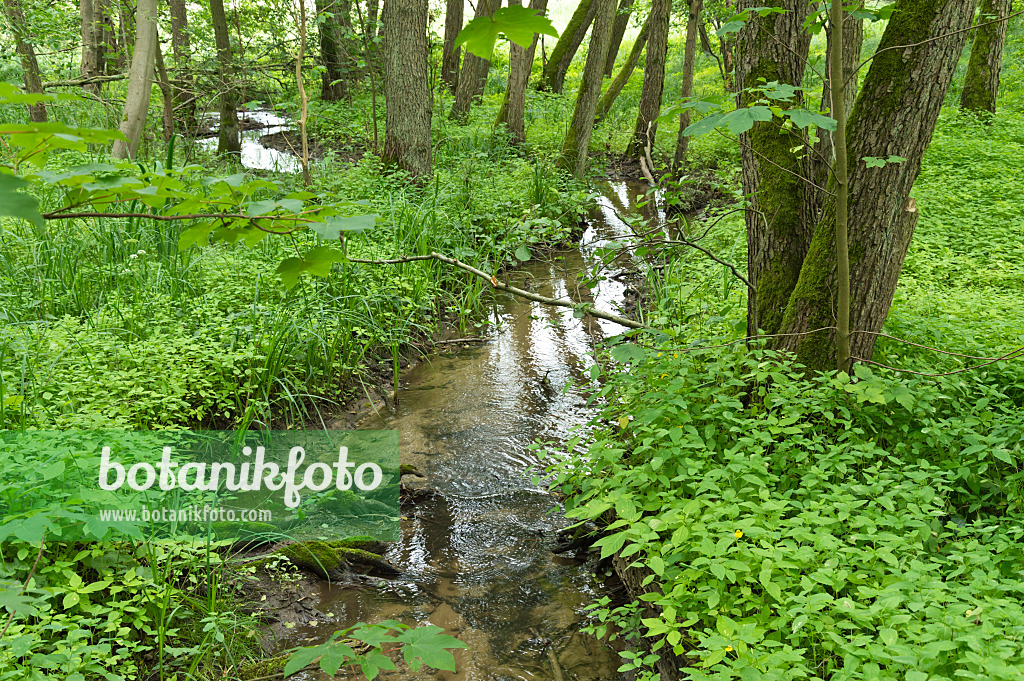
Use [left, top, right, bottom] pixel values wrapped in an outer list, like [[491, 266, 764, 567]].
[[327, 536, 387, 554], [400, 464, 425, 476], [242, 540, 400, 579], [234, 653, 290, 680]]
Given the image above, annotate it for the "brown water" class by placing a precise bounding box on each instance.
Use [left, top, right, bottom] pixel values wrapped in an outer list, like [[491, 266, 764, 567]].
[[278, 181, 663, 681]]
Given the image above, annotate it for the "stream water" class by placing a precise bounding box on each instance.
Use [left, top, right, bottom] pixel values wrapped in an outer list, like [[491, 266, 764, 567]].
[[219, 125, 664, 679], [194, 110, 302, 173]]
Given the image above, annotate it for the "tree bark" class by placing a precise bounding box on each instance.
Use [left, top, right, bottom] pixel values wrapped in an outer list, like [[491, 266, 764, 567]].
[[776, 0, 977, 370], [117, 0, 135, 69], [672, 0, 702, 172], [557, 0, 616, 177], [496, 0, 548, 143], [594, 12, 649, 122], [603, 0, 634, 76], [318, 0, 352, 100], [734, 0, 813, 338], [441, 0, 463, 92], [960, 0, 1011, 115], [168, 0, 196, 129], [451, 0, 500, 119], [210, 0, 241, 155], [623, 0, 670, 160], [382, 0, 432, 176], [80, 0, 102, 94], [154, 39, 175, 143], [111, 0, 158, 159], [540, 0, 597, 93], [366, 0, 380, 38], [2, 0, 47, 122]]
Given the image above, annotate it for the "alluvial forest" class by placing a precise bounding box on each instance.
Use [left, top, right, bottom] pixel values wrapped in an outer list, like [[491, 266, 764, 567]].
[[1, 0, 1023, 677]]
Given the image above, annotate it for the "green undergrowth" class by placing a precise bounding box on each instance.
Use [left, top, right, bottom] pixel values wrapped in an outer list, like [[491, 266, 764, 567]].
[[548, 343, 1024, 680]]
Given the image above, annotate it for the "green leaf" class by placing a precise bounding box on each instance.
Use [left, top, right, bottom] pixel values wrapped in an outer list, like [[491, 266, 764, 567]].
[[284, 640, 331, 676], [0, 173, 44, 229], [309, 214, 377, 240], [786, 108, 837, 131], [609, 343, 646, 364], [358, 649, 396, 680], [396, 625, 467, 672], [455, 4, 558, 59], [276, 246, 347, 288], [514, 245, 532, 262], [720, 106, 773, 135]]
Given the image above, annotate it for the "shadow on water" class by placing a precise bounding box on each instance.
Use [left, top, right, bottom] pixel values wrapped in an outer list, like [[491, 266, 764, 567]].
[[267, 177, 664, 680]]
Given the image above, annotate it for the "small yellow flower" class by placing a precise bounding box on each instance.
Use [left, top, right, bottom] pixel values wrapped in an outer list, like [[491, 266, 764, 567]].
[[657, 352, 663, 357], [735, 530, 743, 538], [673, 353, 678, 358], [725, 646, 733, 652], [661, 373, 668, 378]]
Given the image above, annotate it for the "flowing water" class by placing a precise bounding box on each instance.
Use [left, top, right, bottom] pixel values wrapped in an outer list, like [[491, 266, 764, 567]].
[[267, 181, 667, 681], [213, 120, 665, 679]]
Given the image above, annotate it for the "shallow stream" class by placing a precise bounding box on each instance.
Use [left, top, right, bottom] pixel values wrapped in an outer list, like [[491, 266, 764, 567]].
[[217, 121, 665, 680]]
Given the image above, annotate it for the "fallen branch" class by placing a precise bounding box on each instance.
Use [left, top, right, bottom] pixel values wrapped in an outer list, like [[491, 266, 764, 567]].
[[42, 74, 128, 89], [349, 252, 650, 330]]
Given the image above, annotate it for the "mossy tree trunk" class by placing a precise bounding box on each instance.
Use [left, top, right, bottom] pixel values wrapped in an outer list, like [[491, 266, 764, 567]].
[[672, 0, 702, 172], [440, 0, 463, 92], [774, 0, 977, 370], [210, 0, 241, 155], [2, 0, 47, 122], [318, 0, 352, 101], [496, 0, 548, 142], [382, 0, 432, 176], [557, 0, 616, 177], [735, 0, 813, 338], [539, 0, 597, 93], [960, 0, 1011, 115], [603, 0, 634, 76], [594, 12, 649, 122], [623, 0, 670, 160], [451, 0, 501, 119]]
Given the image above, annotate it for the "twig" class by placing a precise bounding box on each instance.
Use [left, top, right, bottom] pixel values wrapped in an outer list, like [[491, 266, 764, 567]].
[[349, 253, 649, 330]]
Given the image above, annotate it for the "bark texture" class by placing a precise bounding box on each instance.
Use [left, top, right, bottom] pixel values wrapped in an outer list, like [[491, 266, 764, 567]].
[[777, 0, 977, 369], [318, 0, 352, 100], [557, 0, 616, 177], [79, 0, 101, 93], [168, 0, 196, 129], [451, 0, 500, 119], [623, 0, 670, 160], [496, 0, 548, 142], [210, 0, 241, 155], [734, 0, 812, 337], [2, 0, 47, 121], [540, 0, 597, 93], [603, 0, 634, 76], [382, 0, 432, 176], [594, 13, 649, 122], [440, 0, 463, 92], [111, 0, 158, 159], [672, 0, 702, 172], [960, 0, 1011, 114]]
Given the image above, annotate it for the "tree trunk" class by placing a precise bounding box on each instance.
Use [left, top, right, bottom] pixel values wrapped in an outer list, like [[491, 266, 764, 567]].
[[117, 0, 135, 69], [80, 0, 101, 93], [367, 0, 380, 38], [557, 0, 616, 177], [382, 0, 432, 176], [168, 0, 196, 129], [623, 0, 670, 160], [451, 0, 500, 119], [441, 0, 463, 92], [2, 0, 47, 122], [111, 0, 158, 159], [697, 18, 726, 87], [210, 0, 241, 155], [540, 0, 597, 93], [318, 0, 351, 100], [603, 0, 634, 76], [154, 39, 175, 143], [672, 0, 702, 172], [735, 0, 813, 338], [594, 13, 649, 122], [496, 0, 548, 142], [960, 0, 1011, 115], [775, 0, 977, 370], [98, 0, 117, 73]]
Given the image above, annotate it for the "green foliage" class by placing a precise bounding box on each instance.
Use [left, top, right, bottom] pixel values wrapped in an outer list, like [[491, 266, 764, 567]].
[[283, 620, 466, 678], [455, 4, 559, 60], [548, 343, 1024, 680]]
